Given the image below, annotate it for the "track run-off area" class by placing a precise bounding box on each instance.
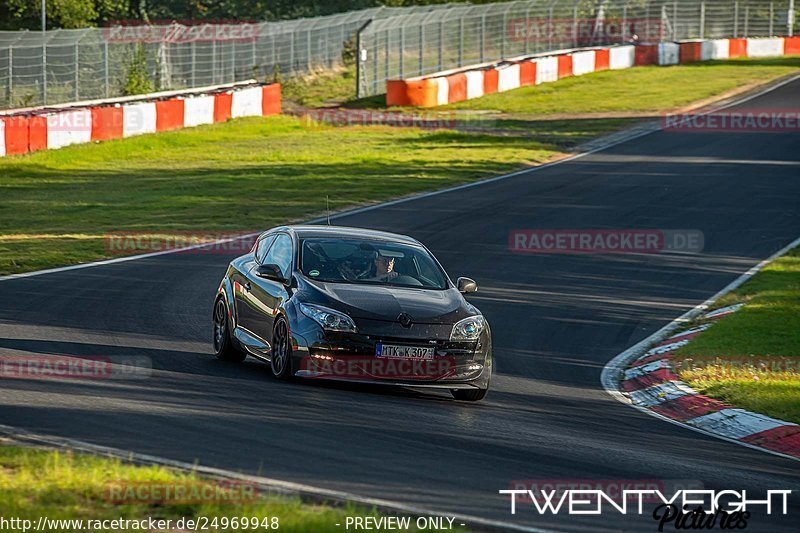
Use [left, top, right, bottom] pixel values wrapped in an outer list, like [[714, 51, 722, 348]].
[[1, 78, 799, 532]]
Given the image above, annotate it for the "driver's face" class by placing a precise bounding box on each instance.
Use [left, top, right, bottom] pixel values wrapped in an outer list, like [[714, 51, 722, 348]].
[[374, 256, 391, 274]]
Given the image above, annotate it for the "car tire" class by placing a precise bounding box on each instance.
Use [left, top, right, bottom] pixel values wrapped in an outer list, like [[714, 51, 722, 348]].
[[213, 297, 246, 362], [451, 388, 488, 402], [270, 316, 293, 380]]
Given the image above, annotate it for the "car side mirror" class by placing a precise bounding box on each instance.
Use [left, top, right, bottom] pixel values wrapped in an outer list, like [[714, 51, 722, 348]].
[[255, 263, 287, 283], [457, 277, 478, 294]]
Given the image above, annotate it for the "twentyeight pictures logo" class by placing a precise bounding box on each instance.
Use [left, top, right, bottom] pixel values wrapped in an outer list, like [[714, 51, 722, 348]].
[[500, 483, 793, 531]]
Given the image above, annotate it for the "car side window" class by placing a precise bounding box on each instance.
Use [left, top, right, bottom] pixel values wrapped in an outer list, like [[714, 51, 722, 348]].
[[255, 235, 276, 264], [263, 234, 293, 279]]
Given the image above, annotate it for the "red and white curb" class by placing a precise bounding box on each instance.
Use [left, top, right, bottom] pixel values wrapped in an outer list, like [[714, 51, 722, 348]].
[[621, 304, 800, 458], [602, 237, 800, 462]]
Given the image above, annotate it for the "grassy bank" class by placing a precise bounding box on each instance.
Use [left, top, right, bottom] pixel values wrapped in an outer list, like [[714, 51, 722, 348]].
[[4, 56, 799, 276], [674, 247, 800, 424], [0, 115, 559, 275], [0, 444, 426, 532], [442, 57, 800, 115]]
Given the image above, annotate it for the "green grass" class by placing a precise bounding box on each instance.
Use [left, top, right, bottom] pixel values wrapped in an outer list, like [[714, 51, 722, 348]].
[[0, 115, 559, 275], [5, 56, 799, 276], [674, 247, 800, 424], [442, 57, 800, 115], [0, 445, 433, 532], [281, 68, 359, 108]]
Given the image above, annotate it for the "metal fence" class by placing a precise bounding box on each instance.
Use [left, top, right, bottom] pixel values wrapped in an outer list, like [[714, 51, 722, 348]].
[[0, 4, 465, 109], [357, 0, 798, 97]]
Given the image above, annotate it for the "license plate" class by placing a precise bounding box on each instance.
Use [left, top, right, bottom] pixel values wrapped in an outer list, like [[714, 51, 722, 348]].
[[376, 343, 435, 360]]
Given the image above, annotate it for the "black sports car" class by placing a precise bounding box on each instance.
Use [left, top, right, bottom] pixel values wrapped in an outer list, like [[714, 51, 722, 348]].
[[213, 225, 491, 401]]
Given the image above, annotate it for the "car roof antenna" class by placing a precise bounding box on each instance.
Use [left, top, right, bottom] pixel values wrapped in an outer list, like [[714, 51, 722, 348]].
[[326, 195, 331, 226]]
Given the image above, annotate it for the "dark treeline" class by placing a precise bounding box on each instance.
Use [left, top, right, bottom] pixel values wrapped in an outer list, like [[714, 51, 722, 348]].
[[1, 0, 495, 30]]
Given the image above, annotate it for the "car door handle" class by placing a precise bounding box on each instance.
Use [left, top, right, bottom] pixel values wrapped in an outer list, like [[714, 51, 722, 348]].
[[244, 282, 252, 292]]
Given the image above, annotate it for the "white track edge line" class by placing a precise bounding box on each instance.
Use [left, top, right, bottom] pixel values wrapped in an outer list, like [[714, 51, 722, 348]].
[[600, 235, 800, 463], [0, 424, 551, 533]]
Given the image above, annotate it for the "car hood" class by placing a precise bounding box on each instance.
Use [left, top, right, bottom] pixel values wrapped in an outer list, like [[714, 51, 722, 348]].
[[298, 278, 472, 325]]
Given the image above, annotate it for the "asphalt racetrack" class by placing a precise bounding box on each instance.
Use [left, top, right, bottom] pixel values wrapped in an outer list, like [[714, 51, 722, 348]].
[[1, 79, 799, 531]]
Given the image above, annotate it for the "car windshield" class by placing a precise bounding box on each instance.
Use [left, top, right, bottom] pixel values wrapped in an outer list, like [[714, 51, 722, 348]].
[[300, 238, 448, 289]]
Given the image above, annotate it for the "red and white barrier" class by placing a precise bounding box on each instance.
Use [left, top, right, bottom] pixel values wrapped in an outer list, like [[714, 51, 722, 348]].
[[497, 63, 521, 92], [123, 102, 157, 137], [536, 56, 559, 84], [231, 86, 264, 118], [709, 39, 730, 59], [436, 76, 450, 106], [609, 45, 635, 69], [465, 70, 484, 99], [47, 109, 93, 149], [386, 34, 799, 108], [0, 83, 281, 157], [747, 37, 785, 57], [571, 50, 596, 76], [659, 42, 680, 64], [183, 95, 216, 127]]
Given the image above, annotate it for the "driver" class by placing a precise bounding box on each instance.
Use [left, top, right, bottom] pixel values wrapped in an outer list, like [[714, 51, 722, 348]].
[[366, 252, 398, 281]]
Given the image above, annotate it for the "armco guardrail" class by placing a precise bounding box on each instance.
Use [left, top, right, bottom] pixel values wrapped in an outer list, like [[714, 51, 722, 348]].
[[386, 36, 800, 107], [0, 82, 280, 157]]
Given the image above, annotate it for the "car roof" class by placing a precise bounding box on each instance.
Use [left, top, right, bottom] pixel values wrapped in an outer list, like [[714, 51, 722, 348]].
[[270, 225, 422, 246]]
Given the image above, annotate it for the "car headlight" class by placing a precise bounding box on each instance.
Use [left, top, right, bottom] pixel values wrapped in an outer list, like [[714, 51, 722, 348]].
[[299, 303, 357, 333], [450, 315, 486, 341]]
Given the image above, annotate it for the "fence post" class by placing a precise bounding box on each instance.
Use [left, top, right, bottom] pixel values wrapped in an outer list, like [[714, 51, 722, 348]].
[[573, 4, 578, 48], [104, 41, 109, 98], [734, 1, 739, 37], [8, 47, 12, 103], [355, 19, 372, 99], [438, 21, 443, 72], [480, 14, 486, 63], [700, 1, 705, 39], [769, 1, 774, 36], [252, 36, 257, 76], [289, 31, 295, 74], [418, 23, 424, 74], [74, 43, 79, 100], [212, 39, 217, 84], [672, 1, 678, 40], [502, 10, 508, 57], [270, 34, 276, 74], [307, 29, 312, 70], [385, 28, 389, 82], [458, 17, 464, 66], [744, 6, 749, 37], [622, 6, 627, 43], [790, 0, 795, 36], [525, 6, 531, 55], [399, 25, 405, 78], [42, 43, 47, 105]]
